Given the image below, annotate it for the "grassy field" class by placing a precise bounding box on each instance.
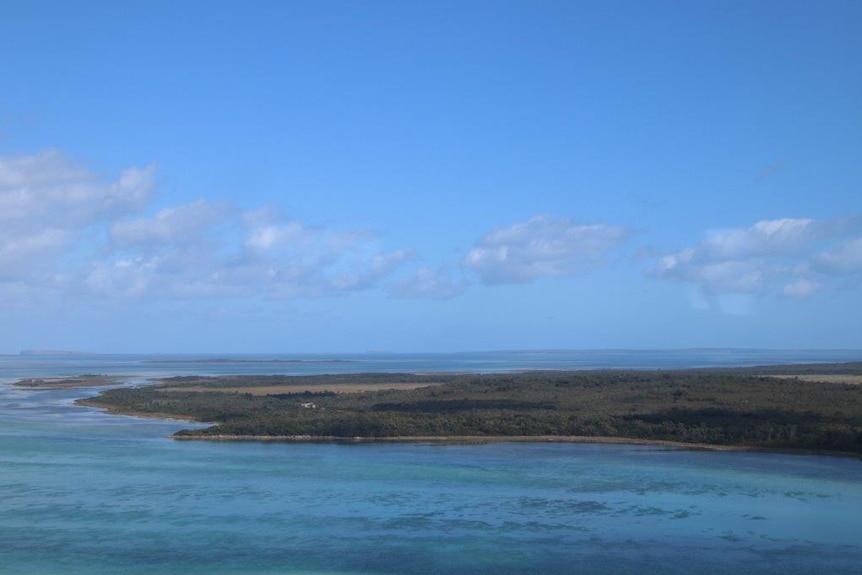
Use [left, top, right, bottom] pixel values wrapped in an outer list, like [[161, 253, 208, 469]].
[[74, 365, 862, 455]]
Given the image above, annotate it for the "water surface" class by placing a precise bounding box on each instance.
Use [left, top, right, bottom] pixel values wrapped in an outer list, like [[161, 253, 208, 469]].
[[2, 351, 861, 574]]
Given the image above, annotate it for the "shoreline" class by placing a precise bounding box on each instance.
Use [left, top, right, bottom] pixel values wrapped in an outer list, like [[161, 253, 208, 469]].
[[6, 366, 852, 460], [74, 399, 822, 455], [13, 375, 125, 389], [173, 433, 751, 450], [57, 366, 862, 459], [75, 398, 203, 424], [78, 401, 854, 457], [170, 433, 862, 458]]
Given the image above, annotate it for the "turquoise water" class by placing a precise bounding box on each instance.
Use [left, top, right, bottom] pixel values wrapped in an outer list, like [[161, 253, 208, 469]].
[[2, 351, 862, 574], [4, 348, 862, 378]]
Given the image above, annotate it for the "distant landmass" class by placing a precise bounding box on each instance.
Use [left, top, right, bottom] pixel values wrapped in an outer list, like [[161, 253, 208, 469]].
[[143, 358, 359, 364], [19, 349, 95, 356]]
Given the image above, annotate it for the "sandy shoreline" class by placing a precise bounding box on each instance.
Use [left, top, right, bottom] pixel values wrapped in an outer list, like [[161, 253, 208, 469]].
[[67, 399, 789, 453], [171, 433, 862, 458], [74, 398, 201, 423], [173, 433, 752, 450]]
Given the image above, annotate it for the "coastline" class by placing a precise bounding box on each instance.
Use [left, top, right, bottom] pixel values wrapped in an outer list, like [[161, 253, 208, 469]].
[[76, 397, 860, 457], [172, 433, 862, 458], [75, 398, 202, 423], [45, 365, 862, 459], [172, 433, 751, 450], [75, 399, 822, 455], [13, 375, 125, 389]]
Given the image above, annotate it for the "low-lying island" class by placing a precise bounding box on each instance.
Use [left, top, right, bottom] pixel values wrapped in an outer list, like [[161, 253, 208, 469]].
[[59, 364, 862, 456]]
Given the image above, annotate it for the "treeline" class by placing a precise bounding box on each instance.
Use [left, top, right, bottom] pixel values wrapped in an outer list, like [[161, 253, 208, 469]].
[[79, 368, 862, 454]]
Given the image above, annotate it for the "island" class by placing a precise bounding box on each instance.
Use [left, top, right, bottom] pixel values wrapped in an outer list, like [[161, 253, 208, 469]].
[[14, 375, 124, 389], [68, 364, 862, 455]]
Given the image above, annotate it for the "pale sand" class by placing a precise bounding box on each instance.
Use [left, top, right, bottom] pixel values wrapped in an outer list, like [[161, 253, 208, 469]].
[[770, 374, 862, 384], [173, 433, 756, 451]]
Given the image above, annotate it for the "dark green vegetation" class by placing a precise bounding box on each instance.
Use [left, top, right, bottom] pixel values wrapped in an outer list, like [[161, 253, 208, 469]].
[[15, 374, 121, 389], [79, 365, 862, 454]]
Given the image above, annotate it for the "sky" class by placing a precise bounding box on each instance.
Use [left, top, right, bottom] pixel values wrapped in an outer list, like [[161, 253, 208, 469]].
[[1, 0, 861, 354]]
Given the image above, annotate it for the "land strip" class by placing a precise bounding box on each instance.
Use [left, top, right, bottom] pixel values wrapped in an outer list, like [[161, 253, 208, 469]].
[[14, 375, 124, 389], [157, 382, 440, 395], [74, 366, 862, 455]]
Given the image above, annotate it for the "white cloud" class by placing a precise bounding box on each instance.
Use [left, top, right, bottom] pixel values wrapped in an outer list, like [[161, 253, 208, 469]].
[[111, 200, 233, 246], [698, 218, 820, 259], [648, 217, 862, 300], [389, 267, 466, 300], [85, 258, 157, 298], [0, 150, 155, 288], [87, 210, 415, 300], [816, 237, 862, 275], [242, 211, 312, 253], [651, 249, 764, 292], [0, 228, 67, 279], [330, 249, 417, 292], [230, 210, 406, 297], [0, 150, 419, 307], [0, 149, 154, 230], [464, 215, 629, 285]]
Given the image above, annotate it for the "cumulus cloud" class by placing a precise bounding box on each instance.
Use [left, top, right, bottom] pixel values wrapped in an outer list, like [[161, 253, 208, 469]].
[[694, 218, 822, 259], [0, 150, 419, 307], [0, 149, 154, 229], [651, 249, 764, 292], [0, 150, 155, 284], [111, 200, 233, 246], [86, 209, 416, 300], [464, 215, 629, 285], [647, 217, 862, 301]]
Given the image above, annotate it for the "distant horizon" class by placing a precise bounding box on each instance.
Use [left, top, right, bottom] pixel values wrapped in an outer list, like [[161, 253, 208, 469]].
[[10, 346, 862, 357]]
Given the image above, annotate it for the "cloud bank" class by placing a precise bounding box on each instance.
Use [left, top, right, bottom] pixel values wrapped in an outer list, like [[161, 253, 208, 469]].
[[5, 149, 860, 317], [1, 152, 636, 313], [0, 150, 418, 308], [647, 217, 862, 298]]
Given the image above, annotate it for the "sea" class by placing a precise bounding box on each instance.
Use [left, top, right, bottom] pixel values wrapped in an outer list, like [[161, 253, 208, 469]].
[[1, 349, 861, 575]]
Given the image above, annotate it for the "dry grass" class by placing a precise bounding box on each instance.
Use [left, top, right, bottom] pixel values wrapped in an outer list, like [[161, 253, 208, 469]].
[[159, 382, 440, 395], [771, 374, 862, 385]]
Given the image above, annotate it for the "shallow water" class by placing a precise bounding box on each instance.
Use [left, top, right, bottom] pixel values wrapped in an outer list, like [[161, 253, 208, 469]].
[[2, 352, 862, 574]]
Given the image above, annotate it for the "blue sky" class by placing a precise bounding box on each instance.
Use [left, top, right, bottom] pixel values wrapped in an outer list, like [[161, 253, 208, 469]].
[[1, 0, 861, 353]]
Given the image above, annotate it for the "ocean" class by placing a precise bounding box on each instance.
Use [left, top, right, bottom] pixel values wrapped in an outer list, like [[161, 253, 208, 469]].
[[1, 350, 861, 574]]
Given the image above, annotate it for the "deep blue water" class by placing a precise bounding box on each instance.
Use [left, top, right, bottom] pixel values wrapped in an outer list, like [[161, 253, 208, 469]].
[[1, 350, 861, 574]]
